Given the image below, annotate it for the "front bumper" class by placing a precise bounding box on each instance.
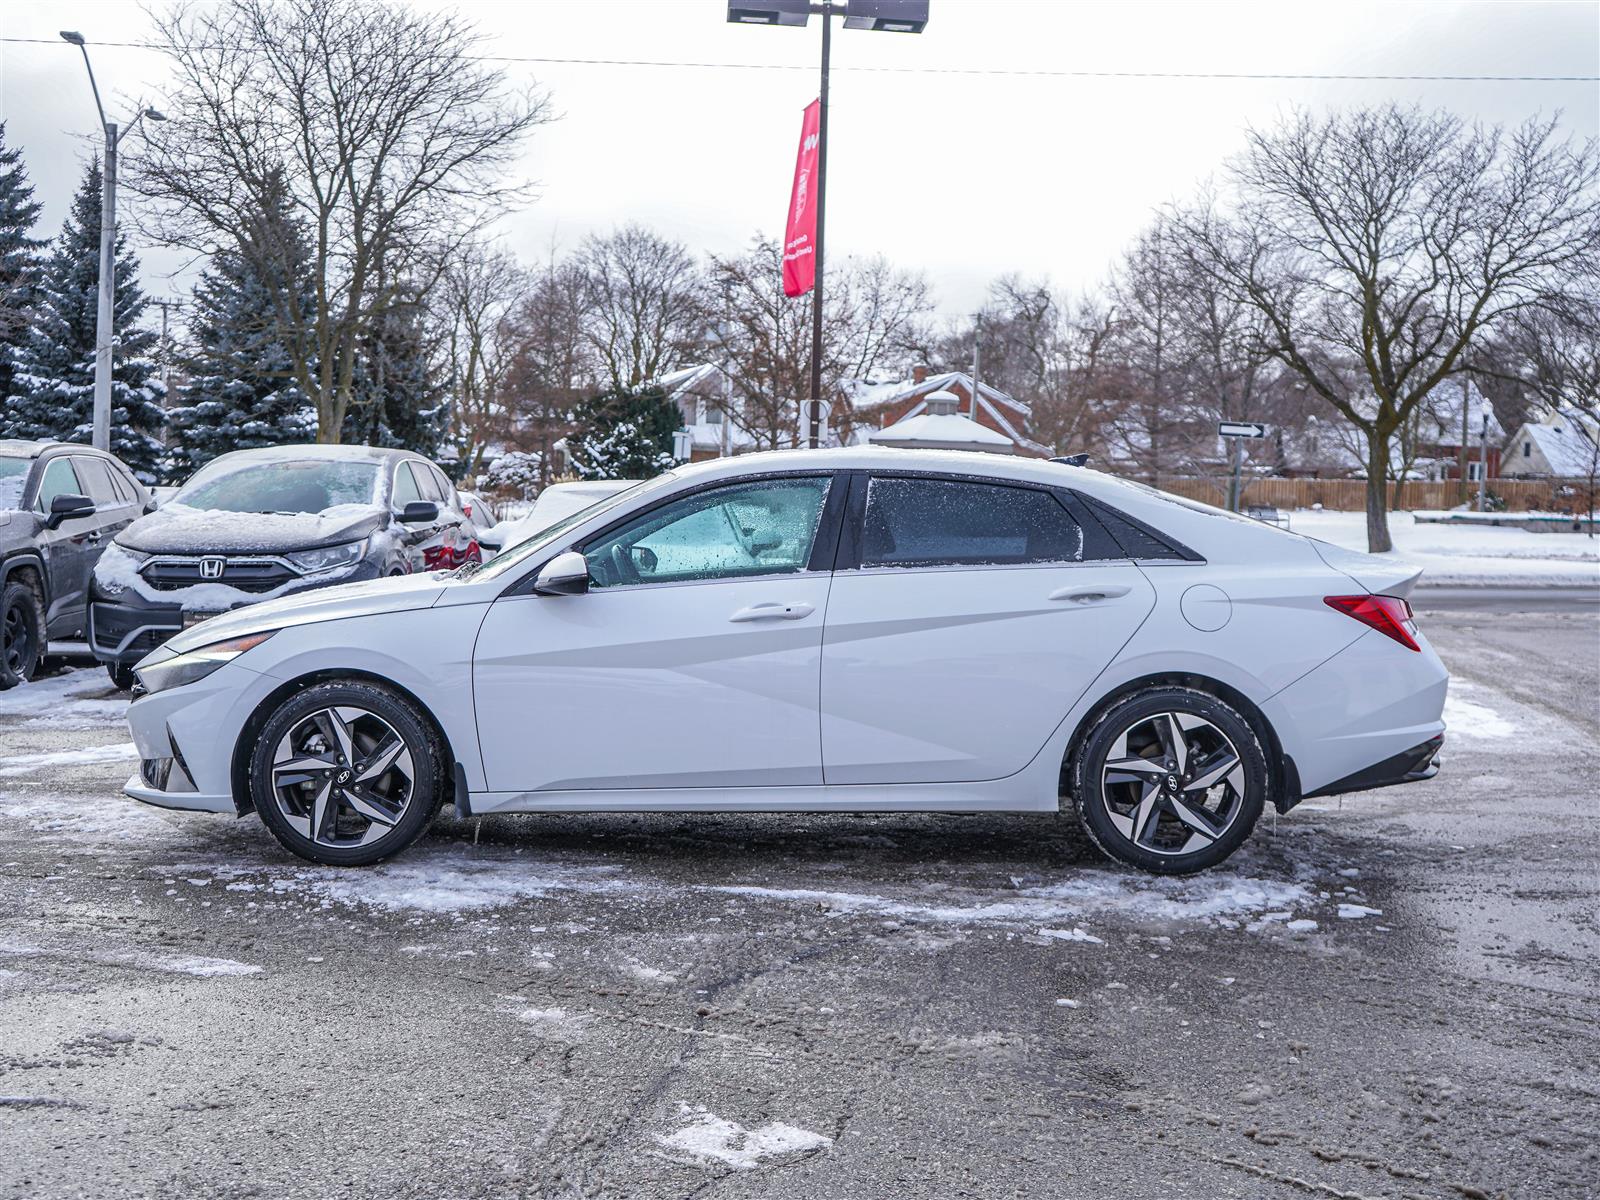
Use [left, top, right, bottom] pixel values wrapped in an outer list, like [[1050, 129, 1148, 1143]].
[[124, 770, 235, 814], [90, 560, 381, 666]]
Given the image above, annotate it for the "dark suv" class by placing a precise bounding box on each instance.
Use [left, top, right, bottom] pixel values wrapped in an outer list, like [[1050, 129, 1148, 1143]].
[[0, 439, 153, 688], [89, 444, 478, 687]]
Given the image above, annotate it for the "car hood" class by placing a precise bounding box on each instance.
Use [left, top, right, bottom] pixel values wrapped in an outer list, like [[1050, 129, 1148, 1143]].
[[117, 503, 386, 554], [1305, 538, 1424, 597], [160, 571, 452, 653]]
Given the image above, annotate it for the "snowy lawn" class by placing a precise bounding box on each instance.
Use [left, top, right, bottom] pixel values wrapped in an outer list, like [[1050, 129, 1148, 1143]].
[[1289, 508, 1600, 585]]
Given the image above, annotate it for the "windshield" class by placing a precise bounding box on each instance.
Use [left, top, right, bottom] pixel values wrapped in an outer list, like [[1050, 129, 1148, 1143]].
[[175, 457, 384, 515], [467, 475, 675, 581], [0, 458, 27, 511]]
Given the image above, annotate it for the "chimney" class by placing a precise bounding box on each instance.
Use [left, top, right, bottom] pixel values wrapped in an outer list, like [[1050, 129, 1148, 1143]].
[[912, 364, 928, 385]]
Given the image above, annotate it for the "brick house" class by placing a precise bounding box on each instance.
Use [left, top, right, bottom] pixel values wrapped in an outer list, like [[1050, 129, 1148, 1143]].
[[839, 368, 1051, 457]]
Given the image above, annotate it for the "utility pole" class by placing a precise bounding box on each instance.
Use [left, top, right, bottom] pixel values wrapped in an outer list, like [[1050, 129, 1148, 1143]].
[[806, 6, 831, 450], [150, 298, 180, 416], [60, 32, 166, 452], [970, 313, 981, 424], [1477, 412, 1489, 512]]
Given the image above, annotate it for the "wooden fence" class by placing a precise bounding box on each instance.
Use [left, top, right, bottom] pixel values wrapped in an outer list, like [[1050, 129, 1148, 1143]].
[[1149, 475, 1596, 514]]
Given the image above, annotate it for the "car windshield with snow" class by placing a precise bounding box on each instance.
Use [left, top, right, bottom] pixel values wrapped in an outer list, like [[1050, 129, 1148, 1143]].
[[89, 444, 479, 689], [115, 447, 1450, 876]]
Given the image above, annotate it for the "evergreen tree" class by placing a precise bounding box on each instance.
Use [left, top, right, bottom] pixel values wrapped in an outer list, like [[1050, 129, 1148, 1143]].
[[566, 386, 679, 480], [168, 170, 315, 472], [342, 292, 452, 460], [5, 159, 165, 477], [0, 122, 45, 403]]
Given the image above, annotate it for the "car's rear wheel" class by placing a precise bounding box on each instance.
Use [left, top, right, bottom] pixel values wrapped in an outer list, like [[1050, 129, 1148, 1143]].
[[0, 581, 44, 690], [249, 680, 444, 866], [1071, 687, 1266, 874]]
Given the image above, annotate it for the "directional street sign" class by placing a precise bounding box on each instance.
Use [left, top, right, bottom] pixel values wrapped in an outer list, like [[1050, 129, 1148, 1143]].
[[1218, 421, 1268, 439]]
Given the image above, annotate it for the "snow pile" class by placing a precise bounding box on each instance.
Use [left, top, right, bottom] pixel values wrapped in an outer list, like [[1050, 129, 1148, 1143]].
[[124, 503, 380, 554], [145, 954, 262, 977], [1443, 682, 1518, 740], [0, 669, 125, 728], [1292, 509, 1599, 586], [0, 742, 138, 777], [283, 858, 634, 913], [654, 1104, 832, 1171]]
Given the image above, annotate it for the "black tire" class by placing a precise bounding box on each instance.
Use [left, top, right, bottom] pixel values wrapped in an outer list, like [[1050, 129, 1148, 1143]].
[[249, 679, 444, 866], [1071, 687, 1267, 875], [106, 662, 139, 691], [0, 580, 45, 690]]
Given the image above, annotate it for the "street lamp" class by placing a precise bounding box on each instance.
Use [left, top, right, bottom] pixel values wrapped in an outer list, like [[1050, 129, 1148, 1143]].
[[728, 1, 929, 448], [59, 31, 167, 453]]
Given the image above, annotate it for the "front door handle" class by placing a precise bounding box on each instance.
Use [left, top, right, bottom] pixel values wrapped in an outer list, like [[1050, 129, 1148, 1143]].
[[1048, 584, 1132, 604], [729, 601, 815, 623]]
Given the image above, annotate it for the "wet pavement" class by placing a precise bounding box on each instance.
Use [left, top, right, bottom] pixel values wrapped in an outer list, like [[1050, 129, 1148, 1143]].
[[1, 608, 1596, 1199]]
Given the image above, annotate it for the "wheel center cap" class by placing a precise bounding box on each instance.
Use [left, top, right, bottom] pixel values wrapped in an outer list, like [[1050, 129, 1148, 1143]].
[[1165, 775, 1178, 790], [335, 768, 353, 786]]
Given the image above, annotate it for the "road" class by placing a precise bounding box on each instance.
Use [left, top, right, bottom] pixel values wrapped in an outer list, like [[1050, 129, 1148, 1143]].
[[1414, 582, 1600, 614], [1, 609, 1597, 1199]]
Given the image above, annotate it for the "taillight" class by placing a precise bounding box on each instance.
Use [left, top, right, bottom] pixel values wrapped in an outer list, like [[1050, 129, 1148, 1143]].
[[1324, 594, 1421, 652]]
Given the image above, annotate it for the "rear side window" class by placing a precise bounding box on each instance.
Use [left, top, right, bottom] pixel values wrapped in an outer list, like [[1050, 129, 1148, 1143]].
[[71, 457, 120, 503], [392, 463, 423, 508], [859, 477, 1083, 568], [34, 457, 83, 512]]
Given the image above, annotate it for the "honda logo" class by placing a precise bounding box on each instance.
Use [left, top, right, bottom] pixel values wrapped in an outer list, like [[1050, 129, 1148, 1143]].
[[198, 556, 226, 580]]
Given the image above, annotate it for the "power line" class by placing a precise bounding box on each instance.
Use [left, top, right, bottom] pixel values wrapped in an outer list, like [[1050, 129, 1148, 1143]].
[[1, 36, 1594, 81]]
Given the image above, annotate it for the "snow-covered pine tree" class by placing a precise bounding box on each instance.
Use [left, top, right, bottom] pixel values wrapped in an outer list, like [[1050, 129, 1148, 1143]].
[[342, 292, 452, 461], [5, 159, 165, 478], [566, 386, 679, 480], [168, 169, 314, 472], [0, 122, 45, 404]]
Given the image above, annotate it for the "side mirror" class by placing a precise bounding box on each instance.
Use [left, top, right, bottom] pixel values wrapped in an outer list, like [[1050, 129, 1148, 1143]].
[[399, 500, 439, 524], [533, 550, 590, 596], [45, 493, 96, 530]]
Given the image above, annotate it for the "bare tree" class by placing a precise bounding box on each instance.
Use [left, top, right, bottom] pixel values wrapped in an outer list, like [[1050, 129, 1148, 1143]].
[[500, 253, 593, 487], [430, 240, 524, 477], [706, 236, 933, 450], [1178, 105, 1600, 550], [132, 0, 552, 443], [577, 225, 704, 392]]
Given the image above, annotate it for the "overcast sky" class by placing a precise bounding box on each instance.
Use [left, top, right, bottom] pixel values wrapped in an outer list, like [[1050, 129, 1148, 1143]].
[[2, 0, 1596, 322]]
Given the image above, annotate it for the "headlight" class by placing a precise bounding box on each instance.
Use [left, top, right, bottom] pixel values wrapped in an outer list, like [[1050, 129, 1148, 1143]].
[[135, 631, 277, 695], [286, 539, 367, 574], [93, 544, 150, 595]]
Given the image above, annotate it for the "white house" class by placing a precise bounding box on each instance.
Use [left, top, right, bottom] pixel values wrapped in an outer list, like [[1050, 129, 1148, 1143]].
[[1500, 409, 1600, 480]]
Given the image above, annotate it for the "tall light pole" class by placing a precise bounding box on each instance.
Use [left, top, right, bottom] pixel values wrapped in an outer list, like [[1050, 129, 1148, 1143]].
[[59, 31, 166, 452], [729, 2, 929, 448]]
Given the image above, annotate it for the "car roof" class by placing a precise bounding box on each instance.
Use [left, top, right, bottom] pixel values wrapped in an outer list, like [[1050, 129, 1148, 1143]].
[[204, 443, 422, 466], [0, 439, 126, 464]]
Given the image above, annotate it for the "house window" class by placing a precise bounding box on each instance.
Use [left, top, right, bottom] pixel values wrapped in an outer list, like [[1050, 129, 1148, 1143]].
[[1523, 442, 1531, 458], [706, 405, 723, 425], [1467, 462, 1484, 482]]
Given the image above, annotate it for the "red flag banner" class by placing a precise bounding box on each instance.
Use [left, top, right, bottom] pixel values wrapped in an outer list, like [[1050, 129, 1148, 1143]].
[[782, 99, 822, 298]]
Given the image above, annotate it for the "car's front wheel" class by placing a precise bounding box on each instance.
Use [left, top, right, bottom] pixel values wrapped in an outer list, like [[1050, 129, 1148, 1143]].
[[0, 581, 44, 690], [1071, 687, 1267, 874], [249, 680, 444, 866]]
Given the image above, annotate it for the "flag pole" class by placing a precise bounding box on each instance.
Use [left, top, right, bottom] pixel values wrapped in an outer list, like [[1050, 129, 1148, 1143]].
[[807, 3, 831, 450]]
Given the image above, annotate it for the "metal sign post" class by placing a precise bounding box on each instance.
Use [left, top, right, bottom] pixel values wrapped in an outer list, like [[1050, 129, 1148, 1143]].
[[1218, 422, 1268, 513]]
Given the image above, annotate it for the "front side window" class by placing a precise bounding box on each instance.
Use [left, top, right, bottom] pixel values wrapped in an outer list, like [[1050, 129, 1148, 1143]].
[[583, 476, 831, 588], [859, 477, 1083, 568], [391, 463, 423, 508], [34, 457, 84, 513]]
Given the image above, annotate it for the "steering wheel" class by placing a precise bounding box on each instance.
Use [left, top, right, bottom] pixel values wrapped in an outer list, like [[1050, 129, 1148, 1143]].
[[609, 542, 641, 586]]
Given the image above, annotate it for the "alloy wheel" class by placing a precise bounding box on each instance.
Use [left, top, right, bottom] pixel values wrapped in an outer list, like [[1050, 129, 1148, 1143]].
[[2, 600, 34, 677], [270, 705, 416, 848], [1100, 711, 1247, 856]]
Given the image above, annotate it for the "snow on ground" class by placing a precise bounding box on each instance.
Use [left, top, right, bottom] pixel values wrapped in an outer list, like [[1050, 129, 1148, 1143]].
[[1290, 509, 1600, 585], [1444, 680, 1519, 740], [0, 743, 138, 777], [653, 1104, 832, 1171], [0, 669, 125, 723]]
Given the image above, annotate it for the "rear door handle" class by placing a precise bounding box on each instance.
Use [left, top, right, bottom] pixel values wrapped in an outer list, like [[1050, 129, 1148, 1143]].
[[729, 601, 815, 623], [1049, 584, 1132, 604]]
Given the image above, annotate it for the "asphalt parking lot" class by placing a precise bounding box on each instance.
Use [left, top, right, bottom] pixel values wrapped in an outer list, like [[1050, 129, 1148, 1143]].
[[1, 600, 1596, 1200]]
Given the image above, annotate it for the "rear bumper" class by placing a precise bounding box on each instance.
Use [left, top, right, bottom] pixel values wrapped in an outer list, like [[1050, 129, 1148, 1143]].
[[1301, 734, 1443, 800]]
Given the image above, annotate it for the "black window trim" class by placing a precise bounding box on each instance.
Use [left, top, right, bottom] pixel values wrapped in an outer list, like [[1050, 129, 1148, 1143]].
[[833, 468, 1119, 574], [1069, 491, 1205, 564], [503, 468, 851, 598]]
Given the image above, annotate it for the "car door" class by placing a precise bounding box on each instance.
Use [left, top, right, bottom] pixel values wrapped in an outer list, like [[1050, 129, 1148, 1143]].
[[388, 461, 434, 573], [71, 455, 138, 542], [30, 456, 96, 632], [472, 473, 841, 794], [819, 473, 1157, 786]]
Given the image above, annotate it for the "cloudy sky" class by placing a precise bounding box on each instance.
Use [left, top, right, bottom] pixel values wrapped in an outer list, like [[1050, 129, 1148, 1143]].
[[2, 0, 1596, 320]]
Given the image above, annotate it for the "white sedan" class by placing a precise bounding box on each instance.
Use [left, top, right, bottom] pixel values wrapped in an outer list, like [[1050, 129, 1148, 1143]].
[[121, 447, 1448, 873]]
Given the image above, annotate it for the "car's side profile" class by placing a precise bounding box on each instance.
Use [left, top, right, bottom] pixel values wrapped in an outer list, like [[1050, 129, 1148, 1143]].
[[120, 447, 1448, 874], [0, 439, 152, 688]]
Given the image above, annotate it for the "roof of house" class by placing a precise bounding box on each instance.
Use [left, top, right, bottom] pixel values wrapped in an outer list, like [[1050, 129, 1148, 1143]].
[[868, 410, 1016, 451], [844, 370, 1032, 418], [1515, 419, 1599, 477]]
